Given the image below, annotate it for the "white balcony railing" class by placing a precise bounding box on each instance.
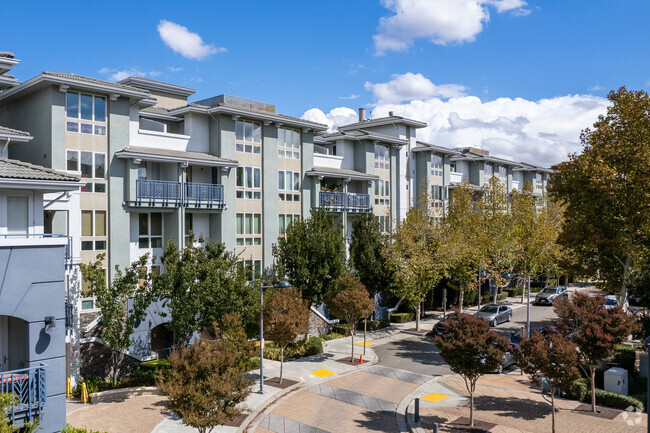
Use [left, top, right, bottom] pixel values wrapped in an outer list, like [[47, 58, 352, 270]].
[[511, 180, 520, 190], [450, 171, 463, 183]]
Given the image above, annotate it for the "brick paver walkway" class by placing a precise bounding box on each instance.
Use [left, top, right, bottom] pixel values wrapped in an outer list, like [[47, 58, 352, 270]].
[[420, 375, 647, 433]]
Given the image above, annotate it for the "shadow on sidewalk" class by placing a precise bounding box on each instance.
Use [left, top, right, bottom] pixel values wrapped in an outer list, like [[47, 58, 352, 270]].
[[380, 337, 450, 367], [353, 408, 400, 432], [473, 395, 550, 421]]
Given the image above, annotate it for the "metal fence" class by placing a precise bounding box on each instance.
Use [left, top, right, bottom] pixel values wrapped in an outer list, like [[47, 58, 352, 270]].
[[0, 365, 46, 426]]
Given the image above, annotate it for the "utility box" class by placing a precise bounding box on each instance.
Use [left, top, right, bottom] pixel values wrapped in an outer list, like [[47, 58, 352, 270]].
[[604, 367, 628, 396]]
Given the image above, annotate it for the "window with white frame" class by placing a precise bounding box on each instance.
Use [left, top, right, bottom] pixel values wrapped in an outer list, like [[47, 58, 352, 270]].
[[66, 92, 107, 135], [138, 213, 163, 248], [430, 154, 442, 176], [7, 196, 29, 235], [535, 172, 543, 189], [278, 128, 300, 159], [236, 213, 261, 246], [498, 165, 507, 178], [238, 260, 262, 281], [374, 179, 390, 205], [235, 120, 262, 153], [138, 162, 161, 181], [81, 210, 107, 251], [431, 185, 443, 210], [236, 166, 261, 199], [67, 150, 106, 192], [278, 170, 300, 201], [485, 163, 493, 179], [278, 214, 300, 235], [374, 144, 389, 170], [377, 215, 389, 233]]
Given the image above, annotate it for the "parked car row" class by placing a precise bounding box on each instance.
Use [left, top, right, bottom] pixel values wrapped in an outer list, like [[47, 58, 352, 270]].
[[534, 286, 568, 305]]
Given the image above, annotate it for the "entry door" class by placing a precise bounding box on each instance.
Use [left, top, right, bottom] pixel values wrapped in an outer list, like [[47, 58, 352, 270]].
[[0, 316, 8, 371]]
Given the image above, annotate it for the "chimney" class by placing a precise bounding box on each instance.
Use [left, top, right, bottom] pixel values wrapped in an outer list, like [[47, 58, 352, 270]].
[[358, 108, 366, 122], [388, 111, 394, 117]]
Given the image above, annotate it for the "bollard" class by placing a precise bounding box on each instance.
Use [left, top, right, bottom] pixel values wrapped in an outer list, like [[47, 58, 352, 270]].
[[66, 378, 72, 398], [414, 398, 420, 423], [433, 422, 439, 433], [80, 382, 89, 404]]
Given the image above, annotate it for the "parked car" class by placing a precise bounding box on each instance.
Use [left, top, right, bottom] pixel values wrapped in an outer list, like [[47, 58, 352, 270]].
[[510, 327, 543, 345], [431, 312, 471, 335], [629, 293, 644, 306], [475, 304, 512, 326], [494, 344, 519, 373], [534, 286, 568, 305], [604, 295, 618, 309]]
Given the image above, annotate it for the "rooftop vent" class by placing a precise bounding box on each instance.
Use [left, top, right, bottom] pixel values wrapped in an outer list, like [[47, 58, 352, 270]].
[[358, 108, 366, 122]]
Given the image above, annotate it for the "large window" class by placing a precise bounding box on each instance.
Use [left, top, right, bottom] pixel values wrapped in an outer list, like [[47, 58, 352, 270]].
[[377, 215, 389, 233], [279, 214, 300, 235], [278, 170, 300, 201], [485, 163, 493, 179], [236, 213, 261, 246], [430, 154, 442, 176], [535, 173, 543, 189], [498, 165, 507, 178], [236, 166, 261, 199], [44, 210, 68, 236], [374, 180, 390, 206], [81, 210, 107, 251], [7, 196, 28, 235], [238, 260, 262, 281], [235, 120, 262, 153], [139, 213, 163, 248], [374, 144, 389, 170], [278, 128, 300, 159], [66, 92, 107, 135], [67, 151, 106, 192]]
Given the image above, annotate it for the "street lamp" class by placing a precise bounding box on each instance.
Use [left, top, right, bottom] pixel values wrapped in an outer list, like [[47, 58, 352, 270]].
[[259, 280, 291, 394]]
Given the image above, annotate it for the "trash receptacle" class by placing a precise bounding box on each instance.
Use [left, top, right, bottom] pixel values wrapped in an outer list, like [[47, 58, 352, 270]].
[[604, 367, 628, 396]]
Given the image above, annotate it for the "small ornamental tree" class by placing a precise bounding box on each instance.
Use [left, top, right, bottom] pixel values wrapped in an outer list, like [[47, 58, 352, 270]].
[[350, 211, 393, 296], [0, 393, 40, 433], [264, 286, 310, 383], [326, 275, 375, 362], [159, 313, 253, 433], [554, 292, 639, 412], [435, 312, 509, 426]]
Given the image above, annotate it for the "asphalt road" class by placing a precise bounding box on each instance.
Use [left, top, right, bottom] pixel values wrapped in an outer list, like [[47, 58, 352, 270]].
[[375, 301, 560, 377]]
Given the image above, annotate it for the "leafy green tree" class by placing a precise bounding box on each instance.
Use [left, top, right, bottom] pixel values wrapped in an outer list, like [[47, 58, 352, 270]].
[[514, 328, 580, 433], [554, 292, 639, 412], [0, 394, 40, 432], [155, 236, 257, 343], [350, 211, 393, 296], [80, 253, 154, 385], [273, 208, 347, 307], [549, 87, 650, 306], [264, 287, 310, 383], [326, 275, 375, 362], [383, 194, 441, 330], [435, 312, 509, 427], [158, 314, 253, 433]]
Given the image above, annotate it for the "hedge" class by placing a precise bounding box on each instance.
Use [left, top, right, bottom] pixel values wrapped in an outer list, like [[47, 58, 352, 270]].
[[62, 425, 107, 433], [332, 324, 349, 336], [567, 378, 645, 411], [614, 344, 636, 374], [263, 337, 324, 361], [357, 319, 391, 331], [390, 313, 414, 323]]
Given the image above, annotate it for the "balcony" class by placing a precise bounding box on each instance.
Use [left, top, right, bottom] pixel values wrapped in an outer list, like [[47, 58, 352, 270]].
[[185, 183, 224, 209], [319, 192, 370, 213], [511, 180, 520, 190], [450, 171, 463, 183], [136, 180, 181, 207], [1, 365, 46, 426]]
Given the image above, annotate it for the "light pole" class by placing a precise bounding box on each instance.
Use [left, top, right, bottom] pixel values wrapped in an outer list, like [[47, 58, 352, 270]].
[[526, 275, 531, 338], [259, 280, 291, 394]]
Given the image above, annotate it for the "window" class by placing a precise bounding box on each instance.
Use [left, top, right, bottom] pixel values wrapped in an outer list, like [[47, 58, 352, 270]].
[[278, 128, 300, 159], [431, 185, 443, 201], [374, 180, 390, 205], [185, 213, 193, 245], [44, 210, 68, 236], [139, 213, 163, 248], [374, 144, 389, 170], [278, 214, 300, 235], [81, 210, 107, 251], [7, 196, 28, 235], [95, 154, 105, 178], [81, 211, 93, 237], [67, 150, 79, 171], [236, 166, 261, 199], [235, 120, 262, 153], [377, 215, 389, 233], [485, 163, 493, 179], [238, 260, 262, 281], [278, 170, 300, 201], [236, 213, 261, 246], [498, 165, 507, 178], [66, 92, 107, 135], [81, 152, 92, 178], [95, 211, 106, 237], [68, 151, 106, 191], [430, 154, 442, 176]]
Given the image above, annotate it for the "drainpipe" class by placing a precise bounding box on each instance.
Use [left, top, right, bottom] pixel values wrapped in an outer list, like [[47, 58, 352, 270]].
[[2, 137, 11, 158]]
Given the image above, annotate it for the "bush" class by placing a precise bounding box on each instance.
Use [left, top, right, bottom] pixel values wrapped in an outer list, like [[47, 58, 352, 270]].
[[263, 337, 324, 361], [245, 357, 261, 372], [140, 359, 171, 380], [390, 313, 414, 323], [614, 344, 636, 374], [305, 338, 324, 356], [322, 332, 345, 341], [567, 378, 590, 401], [357, 319, 390, 331], [62, 425, 107, 433], [332, 324, 350, 336], [506, 287, 523, 297], [497, 292, 508, 301], [567, 378, 645, 411]]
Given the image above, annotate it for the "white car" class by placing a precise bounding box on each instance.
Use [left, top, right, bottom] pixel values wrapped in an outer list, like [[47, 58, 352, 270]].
[[604, 295, 618, 309]]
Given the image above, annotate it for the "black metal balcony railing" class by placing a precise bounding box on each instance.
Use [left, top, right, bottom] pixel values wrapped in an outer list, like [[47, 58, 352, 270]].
[[136, 179, 182, 207], [184, 183, 224, 209], [1, 365, 46, 426], [319, 192, 370, 213]]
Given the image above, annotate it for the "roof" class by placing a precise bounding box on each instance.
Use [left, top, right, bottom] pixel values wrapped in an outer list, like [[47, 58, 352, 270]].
[[319, 129, 408, 145], [115, 146, 238, 167], [306, 166, 380, 181], [451, 150, 522, 166], [514, 162, 554, 173], [0, 52, 15, 59], [118, 77, 196, 97], [42, 72, 149, 94], [0, 125, 30, 137], [0, 158, 79, 182], [412, 141, 462, 155], [338, 115, 427, 131]]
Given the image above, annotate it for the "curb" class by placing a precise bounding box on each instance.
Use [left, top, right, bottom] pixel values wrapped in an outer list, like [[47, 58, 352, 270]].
[[89, 385, 160, 403]]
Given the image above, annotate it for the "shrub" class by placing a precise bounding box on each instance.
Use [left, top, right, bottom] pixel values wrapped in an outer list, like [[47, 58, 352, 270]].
[[305, 338, 324, 356], [614, 344, 636, 374], [62, 425, 107, 433], [567, 378, 645, 411], [356, 319, 390, 331], [390, 313, 414, 323], [332, 324, 350, 336], [567, 378, 590, 401], [245, 357, 261, 372], [593, 388, 644, 411], [322, 332, 345, 341], [497, 292, 508, 301], [506, 287, 523, 297]]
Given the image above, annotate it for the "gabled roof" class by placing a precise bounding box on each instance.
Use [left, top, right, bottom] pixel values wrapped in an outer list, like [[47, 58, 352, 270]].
[[0, 125, 32, 143], [318, 129, 407, 146], [306, 166, 380, 181], [42, 72, 148, 93], [412, 141, 462, 155], [115, 146, 238, 168], [451, 150, 522, 166], [338, 114, 427, 131], [514, 162, 554, 174], [0, 125, 30, 137], [0, 157, 79, 183]]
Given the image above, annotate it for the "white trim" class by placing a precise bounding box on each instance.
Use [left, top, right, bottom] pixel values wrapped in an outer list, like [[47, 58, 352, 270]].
[[0, 134, 32, 143], [116, 150, 238, 168], [0, 178, 81, 190], [137, 128, 190, 140]]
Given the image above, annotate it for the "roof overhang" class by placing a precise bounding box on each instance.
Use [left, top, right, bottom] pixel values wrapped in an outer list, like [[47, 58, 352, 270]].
[[320, 132, 407, 146], [339, 117, 427, 131], [0, 56, 19, 75], [115, 147, 239, 168], [412, 145, 462, 156], [306, 167, 380, 182], [451, 155, 522, 167], [0, 178, 81, 191], [118, 77, 196, 98], [0, 133, 32, 143]]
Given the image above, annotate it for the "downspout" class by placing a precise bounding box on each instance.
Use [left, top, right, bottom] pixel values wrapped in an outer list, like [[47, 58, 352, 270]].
[[2, 137, 11, 158]]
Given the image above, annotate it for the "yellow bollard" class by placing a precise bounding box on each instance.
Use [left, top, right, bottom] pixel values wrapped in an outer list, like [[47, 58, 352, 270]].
[[80, 382, 89, 404], [66, 378, 72, 398]]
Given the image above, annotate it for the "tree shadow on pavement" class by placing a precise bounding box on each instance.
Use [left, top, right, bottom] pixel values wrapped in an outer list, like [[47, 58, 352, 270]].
[[377, 336, 452, 369], [473, 395, 550, 421], [352, 409, 401, 432], [422, 414, 493, 432]]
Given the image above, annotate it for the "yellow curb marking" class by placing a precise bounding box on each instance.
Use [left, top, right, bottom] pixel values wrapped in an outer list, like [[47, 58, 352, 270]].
[[421, 393, 449, 402], [354, 341, 375, 346], [310, 369, 335, 378]]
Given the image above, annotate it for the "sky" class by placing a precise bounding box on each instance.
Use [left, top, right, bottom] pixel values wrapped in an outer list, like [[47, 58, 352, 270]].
[[4, 0, 650, 167]]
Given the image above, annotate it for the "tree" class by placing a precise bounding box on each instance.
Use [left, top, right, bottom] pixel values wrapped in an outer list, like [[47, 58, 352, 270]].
[[80, 253, 154, 385], [350, 211, 393, 296], [158, 313, 253, 433], [264, 286, 310, 383], [0, 394, 39, 433], [383, 194, 441, 330], [154, 236, 258, 343], [435, 312, 509, 427], [549, 87, 650, 306], [553, 292, 639, 412], [274, 208, 347, 307], [326, 275, 375, 362], [514, 328, 580, 433]]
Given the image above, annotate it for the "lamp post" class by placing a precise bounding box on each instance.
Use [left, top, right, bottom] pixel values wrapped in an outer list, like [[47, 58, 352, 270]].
[[259, 280, 291, 394]]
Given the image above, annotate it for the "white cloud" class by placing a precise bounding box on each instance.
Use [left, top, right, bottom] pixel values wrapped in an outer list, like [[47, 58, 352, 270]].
[[588, 85, 604, 91], [303, 76, 608, 167], [167, 66, 184, 73], [98, 67, 158, 82], [365, 72, 466, 103], [157, 20, 226, 60], [374, 0, 529, 55], [338, 94, 361, 100]]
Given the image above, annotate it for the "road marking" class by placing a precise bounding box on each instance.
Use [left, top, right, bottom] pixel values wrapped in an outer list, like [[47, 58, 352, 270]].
[[421, 393, 449, 402], [310, 369, 335, 378], [354, 341, 375, 346]]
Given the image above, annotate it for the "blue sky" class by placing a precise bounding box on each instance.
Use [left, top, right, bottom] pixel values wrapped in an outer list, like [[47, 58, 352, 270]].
[[4, 1, 649, 166]]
